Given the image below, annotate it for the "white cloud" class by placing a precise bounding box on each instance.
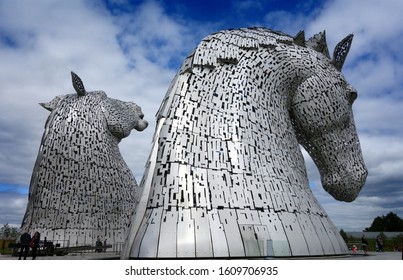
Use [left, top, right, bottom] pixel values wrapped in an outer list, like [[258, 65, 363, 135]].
[[324, 199, 395, 231], [306, 0, 403, 52], [113, 0, 196, 67], [0, 192, 28, 228], [264, 10, 310, 35], [360, 135, 403, 181], [346, 57, 402, 99]]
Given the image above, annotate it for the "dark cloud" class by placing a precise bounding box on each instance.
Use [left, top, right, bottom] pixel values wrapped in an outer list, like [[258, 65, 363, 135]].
[[361, 177, 403, 205]]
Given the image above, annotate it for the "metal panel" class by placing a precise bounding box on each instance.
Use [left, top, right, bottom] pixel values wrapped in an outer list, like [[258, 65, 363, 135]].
[[296, 212, 324, 256], [177, 208, 196, 258], [218, 209, 245, 257], [192, 167, 210, 208], [236, 209, 261, 225], [128, 208, 152, 257], [138, 208, 162, 258], [239, 224, 261, 257], [258, 210, 291, 257], [278, 211, 309, 256], [309, 214, 335, 255], [320, 217, 349, 254], [208, 209, 229, 257], [192, 208, 213, 258], [252, 225, 269, 256], [158, 209, 178, 258]]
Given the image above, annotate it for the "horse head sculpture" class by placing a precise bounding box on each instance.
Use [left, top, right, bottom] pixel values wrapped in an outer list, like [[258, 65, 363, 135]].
[[290, 33, 367, 202], [123, 27, 367, 259], [22, 72, 148, 247]]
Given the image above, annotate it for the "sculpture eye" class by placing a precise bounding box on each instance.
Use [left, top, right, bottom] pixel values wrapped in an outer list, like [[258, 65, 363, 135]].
[[349, 90, 357, 104], [345, 84, 357, 104]]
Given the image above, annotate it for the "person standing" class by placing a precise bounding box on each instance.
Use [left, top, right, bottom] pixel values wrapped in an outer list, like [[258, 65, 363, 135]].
[[95, 236, 102, 252], [103, 238, 108, 252], [43, 237, 47, 250], [361, 234, 369, 254], [18, 232, 31, 260], [30, 231, 40, 260], [376, 236, 384, 252]]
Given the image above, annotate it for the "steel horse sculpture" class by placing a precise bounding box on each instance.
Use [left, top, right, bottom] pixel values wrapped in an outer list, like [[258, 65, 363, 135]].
[[123, 27, 367, 258], [22, 72, 148, 247]]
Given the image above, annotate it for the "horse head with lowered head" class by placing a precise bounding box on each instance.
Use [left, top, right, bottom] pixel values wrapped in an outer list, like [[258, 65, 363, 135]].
[[123, 27, 368, 258], [290, 31, 368, 202]]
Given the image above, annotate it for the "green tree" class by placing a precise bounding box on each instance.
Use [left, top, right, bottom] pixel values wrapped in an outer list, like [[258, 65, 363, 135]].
[[390, 234, 403, 251], [339, 229, 349, 243], [0, 223, 20, 240], [365, 216, 384, 231], [365, 212, 403, 232], [384, 212, 403, 231]]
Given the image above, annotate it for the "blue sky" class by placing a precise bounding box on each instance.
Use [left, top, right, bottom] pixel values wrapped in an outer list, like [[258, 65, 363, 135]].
[[0, 0, 402, 232]]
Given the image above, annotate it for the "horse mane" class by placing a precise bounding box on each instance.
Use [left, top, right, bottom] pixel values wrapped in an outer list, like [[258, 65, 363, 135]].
[[181, 27, 351, 73], [181, 27, 293, 71]]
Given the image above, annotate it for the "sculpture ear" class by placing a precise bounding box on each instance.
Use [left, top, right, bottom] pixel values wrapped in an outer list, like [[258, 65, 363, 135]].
[[39, 102, 53, 111], [306, 31, 330, 58], [40, 95, 65, 111], [71, 71, 86, 96], [332, 34, 353, 71], [293, 30, 306, 47]]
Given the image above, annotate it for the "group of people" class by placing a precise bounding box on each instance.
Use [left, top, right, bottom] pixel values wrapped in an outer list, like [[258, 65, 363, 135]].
[[360, 234, 384, 253], [18, 232, 108, 258], [18, 231, 41, 260]]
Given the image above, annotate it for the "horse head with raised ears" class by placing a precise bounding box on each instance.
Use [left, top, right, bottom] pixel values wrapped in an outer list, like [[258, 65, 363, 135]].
[[123, 27, 368, 258], [22, 71, 148, 246], [290, 31, 368, 202]]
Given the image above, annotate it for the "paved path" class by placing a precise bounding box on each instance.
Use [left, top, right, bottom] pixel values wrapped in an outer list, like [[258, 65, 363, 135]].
[[344, 251, 402, 260], [1, 251, 401, 260]]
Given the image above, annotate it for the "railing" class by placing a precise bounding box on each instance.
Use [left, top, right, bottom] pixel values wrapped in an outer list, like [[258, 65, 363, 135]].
[[8, 241, 123, 257]]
